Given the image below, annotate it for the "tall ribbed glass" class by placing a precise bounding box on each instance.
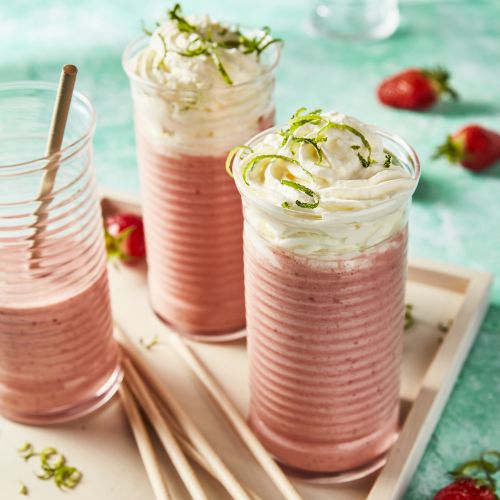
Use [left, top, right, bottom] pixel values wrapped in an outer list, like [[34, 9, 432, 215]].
[[0, 82, 121, 424], [234, 128, 420, 481], [123, 36, 280, 341]]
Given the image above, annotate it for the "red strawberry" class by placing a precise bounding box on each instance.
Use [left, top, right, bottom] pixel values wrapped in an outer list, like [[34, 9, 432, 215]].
[[434, 478, 495, 500], [104, 213, 146, 263], [434, 125, 500, 172], [377, 67, 459, 110]]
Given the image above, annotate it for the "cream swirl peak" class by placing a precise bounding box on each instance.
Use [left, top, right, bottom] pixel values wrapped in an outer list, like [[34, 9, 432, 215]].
[[230, 109, 419, 254], [130, 4, 280, 89], [124, 4, 280, 155], [232, 109, 417, 214]]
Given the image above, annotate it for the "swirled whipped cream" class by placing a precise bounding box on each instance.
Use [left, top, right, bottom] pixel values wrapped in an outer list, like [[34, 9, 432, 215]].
[[125, 7, 279, 155], [234, 110, 418, 255]]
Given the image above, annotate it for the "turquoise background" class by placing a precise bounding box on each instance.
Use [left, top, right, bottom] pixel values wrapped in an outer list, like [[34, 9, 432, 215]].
[[1, 0, 499, 497]]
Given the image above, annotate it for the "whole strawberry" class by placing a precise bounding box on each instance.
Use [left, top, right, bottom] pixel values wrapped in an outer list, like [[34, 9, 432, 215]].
[[434, 478, 496, 500], [377, 66, 459, 110], [434, 125, 500, 172], [104, 213, 146, 263]]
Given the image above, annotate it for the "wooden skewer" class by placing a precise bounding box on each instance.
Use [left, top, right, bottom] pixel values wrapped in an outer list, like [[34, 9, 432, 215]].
[[157, 396, 263, 500], [116, 331, 251, 500], [30, 64, 78, 267], [119, 381, 172, 500], [167, 334, 302, 500], [123, 357, 208, 500]]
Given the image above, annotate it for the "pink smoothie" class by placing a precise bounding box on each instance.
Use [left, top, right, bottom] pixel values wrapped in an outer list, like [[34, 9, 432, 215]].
[[136, 115, 274, 337], [0, 269, 120, 424], [244, 228, 407, 473]]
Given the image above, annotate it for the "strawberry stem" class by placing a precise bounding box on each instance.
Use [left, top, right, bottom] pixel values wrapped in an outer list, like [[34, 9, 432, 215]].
[[422, 66, 460, 101], [433, 134, 465, 164]]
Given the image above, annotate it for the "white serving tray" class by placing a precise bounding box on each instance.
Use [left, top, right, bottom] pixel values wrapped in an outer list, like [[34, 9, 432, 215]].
[[0, 189, 491, 500]]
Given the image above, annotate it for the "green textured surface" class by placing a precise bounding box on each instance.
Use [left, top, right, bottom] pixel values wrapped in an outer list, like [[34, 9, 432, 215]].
[[1, 1, 499, 497]]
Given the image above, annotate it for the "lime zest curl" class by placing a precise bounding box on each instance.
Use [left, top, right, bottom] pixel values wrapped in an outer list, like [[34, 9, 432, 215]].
[[242, 154, 312, 186], [280, 179, 320, 209], [226, 145, 254, 178]]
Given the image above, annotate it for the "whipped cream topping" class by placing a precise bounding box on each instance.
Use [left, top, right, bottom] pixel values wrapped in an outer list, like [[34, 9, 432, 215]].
[[234, 110, 418, 255], [125, 11, 279, 156]]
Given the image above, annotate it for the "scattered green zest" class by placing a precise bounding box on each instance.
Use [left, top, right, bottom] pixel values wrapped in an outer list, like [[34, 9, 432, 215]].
[[17, 443, 82, 491], [281, 201, 290, 208], [404, 304, 414, 331], [242, 154, 309, 185], [140, 334, 159, 350], [145, 3, 281, 85], [383, 153, 393, 169], [279, 129, 327, 161], [438, 319, 453, 334], [317, 121, 374, 168], [280, 180, 320, 209], [226, 145, 253, 177], [19, 482, 28, 496], [448, 450, 500, 496]]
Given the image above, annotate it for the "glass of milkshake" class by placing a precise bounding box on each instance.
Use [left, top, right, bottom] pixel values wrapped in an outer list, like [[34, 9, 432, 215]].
[[230, 109, 420, 480], [122, 5, 281, 341], [0, 82, 121, 424]]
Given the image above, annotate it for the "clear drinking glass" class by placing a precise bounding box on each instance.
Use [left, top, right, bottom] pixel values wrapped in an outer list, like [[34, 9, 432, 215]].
[[313, 0, 400, 41], [0, 81, 121, 424], [233, 127, 419, 481], [122, 35, 281, 342]]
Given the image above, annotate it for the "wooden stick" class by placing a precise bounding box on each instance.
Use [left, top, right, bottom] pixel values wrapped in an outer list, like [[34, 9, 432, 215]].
[[119, 382, 172, 500], [123, 357, 208, 500], [166, 334, 302, 500], [157, 396, 263, 500], [116, 331, 251, 500], [30, 64, 78, 266]]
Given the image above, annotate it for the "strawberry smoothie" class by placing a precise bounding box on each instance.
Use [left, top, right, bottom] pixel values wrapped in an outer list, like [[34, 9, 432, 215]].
[[232, 109, 419, 477], [0, 270, 120, 424], [245, 227, 406, 473], [123, 6, 280, 339], [135, 113, 274, 335], [0, 81, 121, 424]]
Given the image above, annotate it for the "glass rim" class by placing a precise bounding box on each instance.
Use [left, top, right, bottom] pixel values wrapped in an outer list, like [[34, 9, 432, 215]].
[[233, 124, 420, 224], [122, 30, 282, 95], [0, 80, 96, 171]]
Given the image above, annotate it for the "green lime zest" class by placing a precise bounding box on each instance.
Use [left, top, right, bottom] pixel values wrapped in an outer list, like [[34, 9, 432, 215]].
[[286, 108, 326, 135], [209, 48, 233, 85], [19, 482, 28, 496], [242, 154, 309, 185], [404, 304, 414, 331], [280, 179, 320, 209], [226, 145, 253, 178], [383, 153, 393, 169], [17, 442, 35, 461], [317, 121, 373, 168], [168, 3, 196, 32], [139, 335, 159, 351], [18, 443, 82, 491], [279, 130, 327, 161], [147, 4, 280, 85], [281, 201, 290, 208]]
